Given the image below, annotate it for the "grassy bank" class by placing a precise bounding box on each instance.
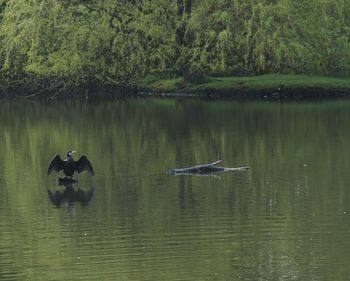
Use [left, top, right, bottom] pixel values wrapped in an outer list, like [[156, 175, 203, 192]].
[[142, 74, 350, 99], [2, 74, 350, 100]]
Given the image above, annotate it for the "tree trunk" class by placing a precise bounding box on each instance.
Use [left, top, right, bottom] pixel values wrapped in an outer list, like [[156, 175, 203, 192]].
[[185, 0, 192, 14], [176, 0, 194, 85], [177, 0, 184, 16]]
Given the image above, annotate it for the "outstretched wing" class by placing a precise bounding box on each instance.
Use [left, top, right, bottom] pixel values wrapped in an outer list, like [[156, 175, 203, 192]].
[[48, 154, 65, 175], [76, 155, 94, 176]]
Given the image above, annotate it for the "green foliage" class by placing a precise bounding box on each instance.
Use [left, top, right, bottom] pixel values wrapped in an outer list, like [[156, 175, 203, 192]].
[[1, 0, 350, 93]]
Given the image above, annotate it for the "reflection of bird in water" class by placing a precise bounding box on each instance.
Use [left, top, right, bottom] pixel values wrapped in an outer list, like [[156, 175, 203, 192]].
[[48, 150, 94, 178], [47, 182, 94, 208]]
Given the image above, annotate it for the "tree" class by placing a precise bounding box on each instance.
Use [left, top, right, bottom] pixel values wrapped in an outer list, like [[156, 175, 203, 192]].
[[1, 0, 350, 94]]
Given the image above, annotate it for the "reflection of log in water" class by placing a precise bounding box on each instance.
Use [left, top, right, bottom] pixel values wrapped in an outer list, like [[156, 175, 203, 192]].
[[168, 160, 249, 176], [48, 179, 94, 208]]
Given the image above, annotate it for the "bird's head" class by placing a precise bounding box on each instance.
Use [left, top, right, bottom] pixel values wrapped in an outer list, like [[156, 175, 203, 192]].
[[67, 150, 76, 158]]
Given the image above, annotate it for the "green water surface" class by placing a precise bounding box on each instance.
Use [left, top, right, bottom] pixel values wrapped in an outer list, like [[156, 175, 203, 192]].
[[0, 99, 350, 281]]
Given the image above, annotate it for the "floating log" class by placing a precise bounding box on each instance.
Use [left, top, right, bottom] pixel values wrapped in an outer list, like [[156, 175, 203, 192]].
[[168, 160, 249, 176]]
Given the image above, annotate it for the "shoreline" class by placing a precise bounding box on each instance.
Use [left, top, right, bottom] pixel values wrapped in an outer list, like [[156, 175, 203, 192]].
[[140, 74, 350, 100], [138, 88, 350, 100], [2, 74, 350, 100]]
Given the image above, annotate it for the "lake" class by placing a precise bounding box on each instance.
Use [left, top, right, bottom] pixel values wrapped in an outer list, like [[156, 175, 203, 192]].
[[0, 98, 350, 280]]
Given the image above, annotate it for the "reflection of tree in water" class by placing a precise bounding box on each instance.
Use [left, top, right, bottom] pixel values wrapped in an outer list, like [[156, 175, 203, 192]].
[[47, 179, 94, 208]]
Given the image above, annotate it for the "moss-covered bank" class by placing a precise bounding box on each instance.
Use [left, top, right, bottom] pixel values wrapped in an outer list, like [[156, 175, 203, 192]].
[[141, 75, 350, 99]]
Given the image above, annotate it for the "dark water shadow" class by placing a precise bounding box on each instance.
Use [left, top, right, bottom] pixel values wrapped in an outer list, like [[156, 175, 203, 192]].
[[47, 179, 94, 208]]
